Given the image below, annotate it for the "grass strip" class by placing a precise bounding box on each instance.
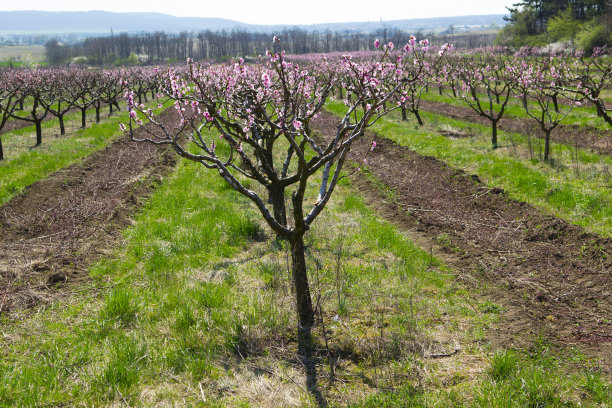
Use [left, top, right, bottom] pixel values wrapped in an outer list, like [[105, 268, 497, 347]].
[[420, 89, 611, 131], [326, 101, 612, 236]]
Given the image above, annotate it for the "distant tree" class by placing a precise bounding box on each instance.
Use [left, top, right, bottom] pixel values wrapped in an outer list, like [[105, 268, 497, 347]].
[[547, 8, 582, 42], [45, 39, 69, 65], [498, 0, 607, 46]]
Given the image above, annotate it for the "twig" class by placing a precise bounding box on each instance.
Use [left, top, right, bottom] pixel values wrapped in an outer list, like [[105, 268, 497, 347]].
[[429, 348, 460, 359], [198, 382, 207, 403], [116, 388, 131, 407]]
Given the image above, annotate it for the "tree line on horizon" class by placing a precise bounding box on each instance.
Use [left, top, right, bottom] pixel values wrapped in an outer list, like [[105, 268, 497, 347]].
[[44, 27, 496, 66]]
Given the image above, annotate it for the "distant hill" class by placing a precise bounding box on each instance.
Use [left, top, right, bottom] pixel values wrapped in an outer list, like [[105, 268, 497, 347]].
[[0, 10, 506, 35]]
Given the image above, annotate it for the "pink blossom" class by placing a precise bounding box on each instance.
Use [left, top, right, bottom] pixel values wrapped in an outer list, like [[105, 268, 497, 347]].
[[374, 39, 380, 48]]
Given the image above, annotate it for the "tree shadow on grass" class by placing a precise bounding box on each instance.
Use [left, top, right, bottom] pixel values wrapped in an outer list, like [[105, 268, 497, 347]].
[[298, 325, 328, 408]]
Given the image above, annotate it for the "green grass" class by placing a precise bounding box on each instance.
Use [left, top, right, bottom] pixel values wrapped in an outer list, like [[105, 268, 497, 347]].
[[348, 343, 611, 407], [326, 101, 612, 236], [0, 141, 266, 405], [421, 87, 612, 131], [0, 100, 170, 205]]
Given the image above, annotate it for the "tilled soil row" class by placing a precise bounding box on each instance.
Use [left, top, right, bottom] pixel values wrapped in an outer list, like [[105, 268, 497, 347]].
[[313, 112, 612, 369], [419, 99, 612, 156], [0, 108, 178, 314]]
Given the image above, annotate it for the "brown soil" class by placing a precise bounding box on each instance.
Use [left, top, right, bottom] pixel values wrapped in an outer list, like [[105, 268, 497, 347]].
[[313, 112, 612, 373], [0, 108, 178, 314], [420, 100, 612, 156]]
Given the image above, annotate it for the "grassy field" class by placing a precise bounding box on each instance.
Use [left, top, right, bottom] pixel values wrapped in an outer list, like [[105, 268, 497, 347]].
[[0, 45, 45, 65], [326, 101, 612, 237], [1, 124, 610, 406]]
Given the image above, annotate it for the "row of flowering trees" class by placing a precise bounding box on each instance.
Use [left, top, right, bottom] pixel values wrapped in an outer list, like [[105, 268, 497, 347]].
[[0, 67, 160, 160], [2, 46, 608, 163], [289, 46, 610, 161], [433, 47, 611, 159]]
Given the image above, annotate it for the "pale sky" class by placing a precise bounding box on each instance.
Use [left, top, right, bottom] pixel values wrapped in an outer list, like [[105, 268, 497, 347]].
[[3, 1, 514, 25]]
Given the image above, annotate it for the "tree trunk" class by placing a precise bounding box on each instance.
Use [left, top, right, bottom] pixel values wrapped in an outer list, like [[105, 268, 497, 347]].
[[592, 100, 612, 125], [544, 130, 551, 161], [413, 110, 424, 126], [552, 94, 559, 113], [81, 108, 87, 129], [492, 120, 499, 149], [0, 137, 3, 161], [438, 86, 442, 95], [290, 235, 314, 330], [59, 114, 65, 135], [35, 121, 42, 146], [95, 105, 101, 123], [401, 106, 407, 121], [138, 94, 142, 105], [18, 100, 23, 111], [269, 186, 287, 228]]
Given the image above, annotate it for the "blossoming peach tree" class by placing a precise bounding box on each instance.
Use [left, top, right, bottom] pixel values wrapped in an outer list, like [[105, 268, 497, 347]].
[[122, 38, 449, 338]]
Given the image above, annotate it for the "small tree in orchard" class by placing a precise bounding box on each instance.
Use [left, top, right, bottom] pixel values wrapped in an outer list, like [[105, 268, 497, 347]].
[[451, 56, 514, 149], [42, 70, 79, 135], [69, 71, 97, 129], [99, 70, 124, 116], [123, 39, 449, 340], [10, 70, 54, 146], [391, 37, 444, 125], [510, 57, 577, 161], [0, 71, 22, 160], [569, 47, 612, 126]]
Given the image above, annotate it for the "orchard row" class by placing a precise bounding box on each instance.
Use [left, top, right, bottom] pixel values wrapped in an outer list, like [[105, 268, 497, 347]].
[[0, 67, 160, 160]]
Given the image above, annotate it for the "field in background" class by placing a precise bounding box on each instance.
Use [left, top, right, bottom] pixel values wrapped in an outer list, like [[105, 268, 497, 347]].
[[0, 45, 45, 64]]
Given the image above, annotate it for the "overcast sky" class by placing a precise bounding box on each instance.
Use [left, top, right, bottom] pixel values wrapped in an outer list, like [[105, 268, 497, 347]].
[[4, 1, 514, 25]]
